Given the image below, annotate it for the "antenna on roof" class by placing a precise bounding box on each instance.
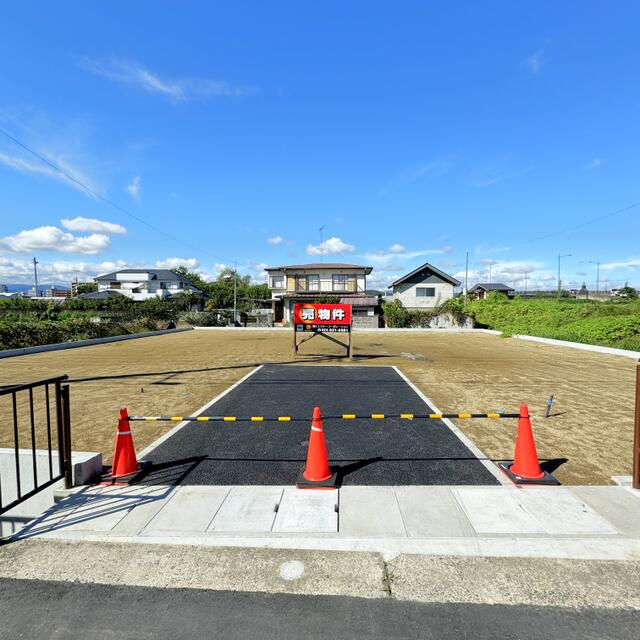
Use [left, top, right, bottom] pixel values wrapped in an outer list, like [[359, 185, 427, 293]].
[[319, 226, 326, 263]]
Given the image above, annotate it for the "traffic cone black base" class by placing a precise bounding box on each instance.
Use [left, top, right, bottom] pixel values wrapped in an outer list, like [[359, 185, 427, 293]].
[[295, 466, 339, 490], [498, 463, 559, 486], [99, 461, 151, 486]]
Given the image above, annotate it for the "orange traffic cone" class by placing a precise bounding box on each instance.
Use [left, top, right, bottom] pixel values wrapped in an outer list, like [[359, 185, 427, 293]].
[[296, 406, 338, 489], [499, 404, 559, 485], [101, 407, 144, 484]]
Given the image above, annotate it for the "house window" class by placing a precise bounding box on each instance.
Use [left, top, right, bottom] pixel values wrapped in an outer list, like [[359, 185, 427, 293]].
[[132, 287, 141, 293], [269, 275, 284, 289], [110, 281, 121, 289], [416, 287, 436, 297], [307, 274, 319, 291], [332, 274, 348, 291], [159, 282, 167, 290]]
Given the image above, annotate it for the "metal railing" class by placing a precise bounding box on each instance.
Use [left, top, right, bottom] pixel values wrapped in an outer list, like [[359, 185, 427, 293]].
[[0, 375, 72, 516]]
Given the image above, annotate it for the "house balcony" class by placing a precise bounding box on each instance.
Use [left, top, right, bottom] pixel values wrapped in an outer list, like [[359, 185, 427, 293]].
[[285, 282, 360, 294]]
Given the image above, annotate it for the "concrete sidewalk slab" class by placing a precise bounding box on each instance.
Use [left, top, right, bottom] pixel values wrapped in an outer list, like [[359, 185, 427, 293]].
[[272, 489, 338, 533], [143, 486, 229, 533], [395, 486, 475, 538], [517, 488, 618, 535], [8, 484, 640, 562], [209, 487, 283, 532], [339, 486, 406, 537], [454, 487, 546, 535], [570, 486, 640, 536]]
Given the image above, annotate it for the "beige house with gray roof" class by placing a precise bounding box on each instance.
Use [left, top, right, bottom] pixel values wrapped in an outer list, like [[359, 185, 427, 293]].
[[389, 262, 460, 310]]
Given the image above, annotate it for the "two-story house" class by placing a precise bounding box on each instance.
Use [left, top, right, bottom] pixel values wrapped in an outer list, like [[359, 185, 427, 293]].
[[389, 262, 460, 309], [91, 268, 204, 302], [265, 263, 377, 326]]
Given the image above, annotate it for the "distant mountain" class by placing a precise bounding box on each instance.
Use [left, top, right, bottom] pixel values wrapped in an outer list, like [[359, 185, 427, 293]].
[[2, 283, 70, 292]]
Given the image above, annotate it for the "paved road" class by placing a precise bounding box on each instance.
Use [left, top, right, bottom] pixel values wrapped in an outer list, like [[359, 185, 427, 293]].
[[1, 577, 637, 640], [141, 364, 498, 486]]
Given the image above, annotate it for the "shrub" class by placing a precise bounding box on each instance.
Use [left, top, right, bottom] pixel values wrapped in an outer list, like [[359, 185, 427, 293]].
[[381, 299, 410, 328]]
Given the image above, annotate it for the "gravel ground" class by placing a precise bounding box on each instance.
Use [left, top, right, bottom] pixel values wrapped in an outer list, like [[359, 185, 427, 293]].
[[0, 329, 636, 484]]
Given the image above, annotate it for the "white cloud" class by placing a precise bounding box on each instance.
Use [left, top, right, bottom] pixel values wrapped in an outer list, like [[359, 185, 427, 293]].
[[439, 260, 458, 269], [245, 260, 269, 283], [527, 48, 545, 74], [380, 157, 454, 195], [0, 257, 127, 284], [155, 257, 200, 270], [470, 166, 533, 188], [0, 151, 100, 196], [306, 236, 355, 256], [267, 235, 284, 245], [80, 57, 259, 101], [126, 176, 141, 202], [587, 158, 603, 169], [601, 258, 640, 271], [389, 244, 406, 254], [0, 226, 111, 255], [61, 217, 127, 235], [455, 259, 551, 290], [475, 243, 511, 256], [361, 245, 453, 264]]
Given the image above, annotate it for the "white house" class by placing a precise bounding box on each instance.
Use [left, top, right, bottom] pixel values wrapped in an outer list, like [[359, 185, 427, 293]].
[[92, 269, 204, 302], [389, 262, 460, 309], [264, 263, 378, 326]]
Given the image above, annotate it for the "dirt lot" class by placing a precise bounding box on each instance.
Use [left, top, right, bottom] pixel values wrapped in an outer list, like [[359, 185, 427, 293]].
[[1, 329, 636, 485]]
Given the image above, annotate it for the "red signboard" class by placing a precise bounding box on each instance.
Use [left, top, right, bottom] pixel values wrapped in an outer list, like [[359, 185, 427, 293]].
[[293, 303, 351, 332]]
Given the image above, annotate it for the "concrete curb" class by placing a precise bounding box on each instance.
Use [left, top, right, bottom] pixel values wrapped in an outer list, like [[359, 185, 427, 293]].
[[510, 333, 640, 359], [391, 367, 510, 486], [0, 327, 193, 360]]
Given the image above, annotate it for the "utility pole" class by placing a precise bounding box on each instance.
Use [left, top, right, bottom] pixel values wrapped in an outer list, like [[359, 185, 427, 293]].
[[557, 253, 571, 298], [486, 261, 497, 284], [463, 251, 469, 312], [319, 226, 325, 263], [588, 260, 600, 294], [33, 257, 39, 297], [233, 261, 237, 326]]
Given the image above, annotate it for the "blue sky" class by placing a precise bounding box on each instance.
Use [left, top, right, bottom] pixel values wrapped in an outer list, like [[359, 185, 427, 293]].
[[1, 1, 639, 291]]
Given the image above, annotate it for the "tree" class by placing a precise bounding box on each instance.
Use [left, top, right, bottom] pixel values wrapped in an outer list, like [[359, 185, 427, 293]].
[[73, 282, 98, 296], [618, 282, 638, 299], [170, 266, 210, 292]]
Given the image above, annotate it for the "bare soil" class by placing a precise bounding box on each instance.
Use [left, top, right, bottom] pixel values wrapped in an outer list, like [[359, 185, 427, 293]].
[[1, 329, 636, 485]]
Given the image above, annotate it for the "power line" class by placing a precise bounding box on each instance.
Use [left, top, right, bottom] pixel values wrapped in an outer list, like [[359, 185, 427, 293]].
[[514, 200, 640, 245], [0, 125, 227, 264]]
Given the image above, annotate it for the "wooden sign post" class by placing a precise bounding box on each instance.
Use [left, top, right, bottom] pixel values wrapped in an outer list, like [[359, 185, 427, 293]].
[[292, 303, 353, 360]]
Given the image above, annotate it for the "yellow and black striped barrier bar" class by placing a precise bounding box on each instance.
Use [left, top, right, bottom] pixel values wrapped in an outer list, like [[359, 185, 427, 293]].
[[127, 412, 521, 422]]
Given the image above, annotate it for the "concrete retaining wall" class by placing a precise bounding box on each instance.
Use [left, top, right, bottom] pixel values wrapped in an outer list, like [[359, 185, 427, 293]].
[[0, 449, 102, 538], [0, 327, 193, 360]]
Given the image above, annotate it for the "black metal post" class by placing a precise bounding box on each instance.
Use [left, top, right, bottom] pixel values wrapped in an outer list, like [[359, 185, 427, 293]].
[[60, 384, 73, 489]]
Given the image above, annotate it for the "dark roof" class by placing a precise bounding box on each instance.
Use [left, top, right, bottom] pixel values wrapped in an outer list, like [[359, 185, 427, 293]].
[[339, 294, 379, 307], [265, 263, 373, 275], [390, 262, 460, 288], [95, 268, 191, 283], [78, 290, 125, 300], [469, 283, 515, 293], [94, 268, 203, 291]]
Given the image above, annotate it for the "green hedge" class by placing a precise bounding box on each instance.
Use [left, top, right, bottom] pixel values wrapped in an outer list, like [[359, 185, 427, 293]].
[[454, 293, 640, 351], [0, 319, 135, 350]]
